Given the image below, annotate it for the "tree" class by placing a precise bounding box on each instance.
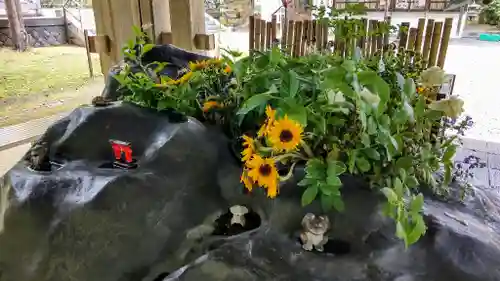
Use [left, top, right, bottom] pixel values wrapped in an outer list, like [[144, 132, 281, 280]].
[[4, 0, 28, 51]]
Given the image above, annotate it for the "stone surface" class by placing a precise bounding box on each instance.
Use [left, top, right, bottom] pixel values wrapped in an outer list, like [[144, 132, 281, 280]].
[[0, 25, 66, 47], [0, 103, 500, 281]]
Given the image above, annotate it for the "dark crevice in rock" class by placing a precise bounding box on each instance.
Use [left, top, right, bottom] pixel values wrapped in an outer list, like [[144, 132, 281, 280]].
[[211, 207, 261, 236]]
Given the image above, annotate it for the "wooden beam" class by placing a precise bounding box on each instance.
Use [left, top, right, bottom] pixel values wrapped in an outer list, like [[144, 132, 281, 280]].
[[4, 0, 27, 51], [152, 0, 171, 44], [169, 0, 210, 51]]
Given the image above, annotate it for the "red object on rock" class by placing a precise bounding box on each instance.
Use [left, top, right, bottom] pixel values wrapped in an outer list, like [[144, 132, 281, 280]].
[[110, 140, 133, 163]]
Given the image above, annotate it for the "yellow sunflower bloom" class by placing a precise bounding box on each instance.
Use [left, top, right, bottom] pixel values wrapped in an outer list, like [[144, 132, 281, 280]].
[[241, 135, 255, 162], [268, 115, 303, 152], [257, 105, 277, 138], [189, 60, 208, 71], [240, 170, 254, 192], [246, 155, 279, 198], [416, 86, 425, 94], [203, 101, 222, 112], [176, 71, 193, 84]]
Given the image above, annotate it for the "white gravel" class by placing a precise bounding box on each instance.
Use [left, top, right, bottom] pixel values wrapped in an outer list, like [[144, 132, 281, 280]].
[[444, 38, 500, 143]]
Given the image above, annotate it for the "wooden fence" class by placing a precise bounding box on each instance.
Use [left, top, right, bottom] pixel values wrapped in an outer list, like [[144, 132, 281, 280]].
[[249, 15, 453, 68]]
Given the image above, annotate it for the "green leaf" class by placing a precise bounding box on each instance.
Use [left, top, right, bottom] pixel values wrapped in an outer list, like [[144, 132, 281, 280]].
[[367, 117, 378, 135], [141, 44, 154, 55], [406, 175, 419, 187], [305, 159, 326, 180], [395, 221, 408, 244], [302, 185, 319, 206], [297, 178, 313, 187], [443, 144, 457, 163], [406, 214, 427, 245], [332, 196, 345, 212], [327, 159, 347, 176], [403, 78, 416, 97], [381, 187, 398, 204], [288, 70, 300, 97], [320, 193, 334, 212], [286, 105, 308, 127], [410, 194, 424, 214], [396, 72, 406, 91], [342, 59, 356, 72], [357, 70, 390, 105], [326, 175, 342, 187], [236, 88, 277, 115], [393, 177, 404, 198], [363, 148, 380, 160], [270, 47, 281, 65], [395, 156, 413, 170], [403, 101, 415, 123], [356, 156, 371, 173]]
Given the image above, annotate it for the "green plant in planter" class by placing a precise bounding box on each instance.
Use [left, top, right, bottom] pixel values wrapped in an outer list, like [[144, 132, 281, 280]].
[[112, 29, 238, 121], [236, 48, 465, 248]]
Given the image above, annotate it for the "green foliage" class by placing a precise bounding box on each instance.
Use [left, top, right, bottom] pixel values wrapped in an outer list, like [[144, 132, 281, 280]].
[[233, 47, 463, 248], [115, 22, 466, 249], [482, 0, 500, 25]]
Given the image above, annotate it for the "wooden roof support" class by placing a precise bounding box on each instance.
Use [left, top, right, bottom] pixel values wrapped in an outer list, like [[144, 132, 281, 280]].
[[168, 0, 214, 51]]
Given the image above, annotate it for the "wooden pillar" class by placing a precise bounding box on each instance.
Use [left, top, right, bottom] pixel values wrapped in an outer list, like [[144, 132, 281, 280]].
[[152, 0, 172, 44], [93, 0, 142, 76], [169, 0, 206, 51], [4, 0, 27, 51]]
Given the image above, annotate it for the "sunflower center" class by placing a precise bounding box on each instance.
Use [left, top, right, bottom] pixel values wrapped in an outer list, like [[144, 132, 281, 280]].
[[279, 130, 294, 143], [258, 164, 272, 176]]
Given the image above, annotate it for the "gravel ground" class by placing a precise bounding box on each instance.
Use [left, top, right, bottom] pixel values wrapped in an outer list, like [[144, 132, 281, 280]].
[[444, 38, 500, 143]]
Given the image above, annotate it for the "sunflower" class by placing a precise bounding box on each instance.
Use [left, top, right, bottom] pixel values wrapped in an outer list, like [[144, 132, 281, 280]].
[[203, 100, 222, 112], [240, 170, 254, 192], [189, 60, 208, 71], [267, 115, 303, 152], [416, 86, 425, 94], [246, 155, 279, 198], [241, 135, 256, 162], [223, 65, 232, 74], [257, 105, 277, 138], [174, 71, 193, 84]]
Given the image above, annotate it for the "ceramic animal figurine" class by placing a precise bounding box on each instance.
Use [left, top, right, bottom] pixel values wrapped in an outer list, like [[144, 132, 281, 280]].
[[229, 205, 249, 227], [300, 213, 330, 252]]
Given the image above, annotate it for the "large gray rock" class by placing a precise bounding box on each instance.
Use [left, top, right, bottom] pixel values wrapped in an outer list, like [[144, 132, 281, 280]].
[[0, 102, 499, 281]]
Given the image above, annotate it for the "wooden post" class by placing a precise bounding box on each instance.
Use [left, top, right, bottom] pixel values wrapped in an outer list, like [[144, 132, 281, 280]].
[[249, 15, 255, 51], [4, 0, 27, 51], [369, 20, 377, 56], [427, 21, 443, 67], [293, 21, 303, 57], [359, 18, 367, 54], [383, 16, 391, 49], [398, 22, 410, 49], [266, 21, 272, 50], [287, 20, 295, 55], [254, 18, 262, 51], [301, 20, 309, 56], [271, 15, 277, 44], [321, 20, 328, 51], [422, 19, 434, 62], [437, 18, 453, 68], [414, 18, 426, 53], [281, 19, 288, 50], [315, 19, 322, 51], [152, 0, 171, 44], [169, 0, 207, 51], [259, 19, 266, 50]]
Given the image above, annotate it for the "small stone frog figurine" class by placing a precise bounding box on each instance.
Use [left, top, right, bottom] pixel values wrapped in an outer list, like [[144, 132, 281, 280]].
[[24, 140, 51, 171], [91, 96, 113, 107], [300, 213, 330, 252], [229, 205, 249, 227]]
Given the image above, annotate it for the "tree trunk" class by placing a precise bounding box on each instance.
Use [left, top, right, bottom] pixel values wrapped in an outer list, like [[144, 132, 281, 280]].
[[4, 0, 28, 51]]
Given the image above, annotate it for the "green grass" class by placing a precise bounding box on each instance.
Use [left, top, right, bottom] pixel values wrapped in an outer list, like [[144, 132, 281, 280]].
[[0, 45, 102, 98]]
